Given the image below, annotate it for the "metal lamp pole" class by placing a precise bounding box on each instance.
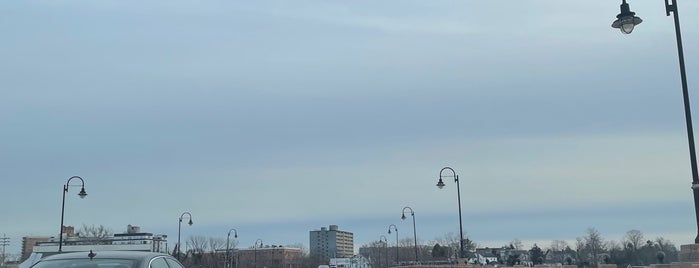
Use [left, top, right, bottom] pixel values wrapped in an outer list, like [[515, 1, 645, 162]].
[[254, 239, 263, 268], [611, 0, 699, 243], [388, 224, 398, 265], [58, 176, 87, 253], [437, 167, 465, 258], [380, 235, 388, 268], [226, 228, 238, 268], [177, 212, 193, 260], [401, 207, 418, 263]]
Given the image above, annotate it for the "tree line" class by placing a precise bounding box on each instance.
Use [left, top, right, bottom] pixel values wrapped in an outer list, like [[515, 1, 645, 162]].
[[359, 228, 679, 268]]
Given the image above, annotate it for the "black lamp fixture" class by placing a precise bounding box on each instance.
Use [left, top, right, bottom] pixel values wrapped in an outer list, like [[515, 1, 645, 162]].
[[611, 0, 642, 34]]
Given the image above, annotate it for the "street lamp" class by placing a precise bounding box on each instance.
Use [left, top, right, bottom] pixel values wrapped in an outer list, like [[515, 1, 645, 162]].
[[58, 176, 87, 253], [254, 239, 263, 268], [380, 235, 388, 268], [437, 167, 465, 259], [226, 228, 238, 268], [611, 0, 643, 34], [177, 212, 193, 260], [401, 207, 418, 263], [387, 224, 398, 265], [611, 0, 699, 243]]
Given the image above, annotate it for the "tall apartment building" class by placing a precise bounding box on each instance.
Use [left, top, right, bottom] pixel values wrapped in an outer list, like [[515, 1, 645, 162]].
[[309, 225, 354, 261]]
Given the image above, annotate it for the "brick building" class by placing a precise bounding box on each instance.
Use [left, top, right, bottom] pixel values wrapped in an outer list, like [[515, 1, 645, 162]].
[[235, 246, 302, 268]]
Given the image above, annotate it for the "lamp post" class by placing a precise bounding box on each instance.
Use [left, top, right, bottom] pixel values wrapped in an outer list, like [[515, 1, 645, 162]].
[[387, 224, 398, 265], [611, 0, 699, 243], [380, 235, 388, 268], [226, 228, 238, 268], [177, 212, 193, 260], [437, 167, 465, 258], [254, 239, 263, 268], [376, 237, 382, 268], [401, 207, 418, 263], [58, 176, 87, 253]]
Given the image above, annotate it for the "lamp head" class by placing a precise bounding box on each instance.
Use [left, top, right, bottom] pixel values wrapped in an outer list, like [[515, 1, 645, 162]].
[[234, 233, 238, 238], [436, 178, 445, 189], [388, 229, 392, 234], [401, 213, 406, 220], [612, 0, 642, 34], [78, 187, 88, 198], [188, 219, 193, 226]]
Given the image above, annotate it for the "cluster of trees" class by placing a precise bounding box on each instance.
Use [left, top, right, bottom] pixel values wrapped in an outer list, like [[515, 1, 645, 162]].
[[360, 232, 477, 267], [572, 228, 679, 267], [359, 228, 679, 268], [499, 229, 678, 267]]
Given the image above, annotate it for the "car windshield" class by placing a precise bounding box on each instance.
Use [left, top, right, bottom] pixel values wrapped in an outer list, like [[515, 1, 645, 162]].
[[32, 259, 138, 268]]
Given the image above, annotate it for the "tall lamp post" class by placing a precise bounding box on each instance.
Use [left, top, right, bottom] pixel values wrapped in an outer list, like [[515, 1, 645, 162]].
[[401, 207, 418, 263], [611, 0, 699, 243], [387, 224, 399, 265], [380, 235, 389, 268], [254, 239, 263, 268], [437, 167, 465, 258], [58, 176, 88, 253], [226, 228, 238, 268], [376, 237, 382, 268], [177, 212, 193, 260]]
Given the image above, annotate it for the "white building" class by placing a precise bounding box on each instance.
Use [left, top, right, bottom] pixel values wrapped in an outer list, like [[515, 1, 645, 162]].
[[20, 225, 168, 268]]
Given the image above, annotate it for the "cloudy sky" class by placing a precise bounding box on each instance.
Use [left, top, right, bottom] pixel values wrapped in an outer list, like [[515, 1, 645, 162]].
[[2, 0, 699, 256]]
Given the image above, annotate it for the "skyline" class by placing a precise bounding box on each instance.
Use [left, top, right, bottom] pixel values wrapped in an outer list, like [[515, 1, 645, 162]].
[[2, 0, 699, 258]]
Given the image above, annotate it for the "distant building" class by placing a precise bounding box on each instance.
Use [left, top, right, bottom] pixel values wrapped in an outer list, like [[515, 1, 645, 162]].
[[21, 237, 50, 262], [475, 247, 531, 265], [20, 225, 168, 268], [329, 256, 370, 268], [310, 225, 354, 262], [235, 245, 302, 268]]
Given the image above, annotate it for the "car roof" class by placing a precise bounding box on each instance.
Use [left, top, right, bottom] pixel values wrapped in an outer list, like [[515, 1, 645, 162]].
[[40, 251, 171, 261]]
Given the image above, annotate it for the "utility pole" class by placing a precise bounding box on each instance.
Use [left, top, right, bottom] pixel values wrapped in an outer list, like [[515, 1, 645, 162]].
[[0, 234, 9, 268]]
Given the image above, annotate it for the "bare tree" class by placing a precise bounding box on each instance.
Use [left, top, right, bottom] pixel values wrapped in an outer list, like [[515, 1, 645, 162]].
[[78, 224, 112, 238], [510, 239, 524, 250], [189, 235, 209, 254], [654, 237, 679, 263], [78, 224, 113, 244], [437, 232, 460, 259], [208, 237, 226, 253], [550, 240, 569, 252], [583, 228, 605, 267], [575, 237, 586, 266], [623, 230, 644, 265], [549, 240, 569, 263], [624, 230, 644, 251]]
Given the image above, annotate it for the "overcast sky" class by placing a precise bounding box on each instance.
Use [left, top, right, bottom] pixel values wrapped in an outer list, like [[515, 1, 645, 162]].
[[2, 0, 699, 257]]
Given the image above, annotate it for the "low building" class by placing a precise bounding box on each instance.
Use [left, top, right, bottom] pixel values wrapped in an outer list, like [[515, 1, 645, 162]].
[[20, 225, 168, 268], [235, 245, 302, 268], [21, 237, 50, 262]]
